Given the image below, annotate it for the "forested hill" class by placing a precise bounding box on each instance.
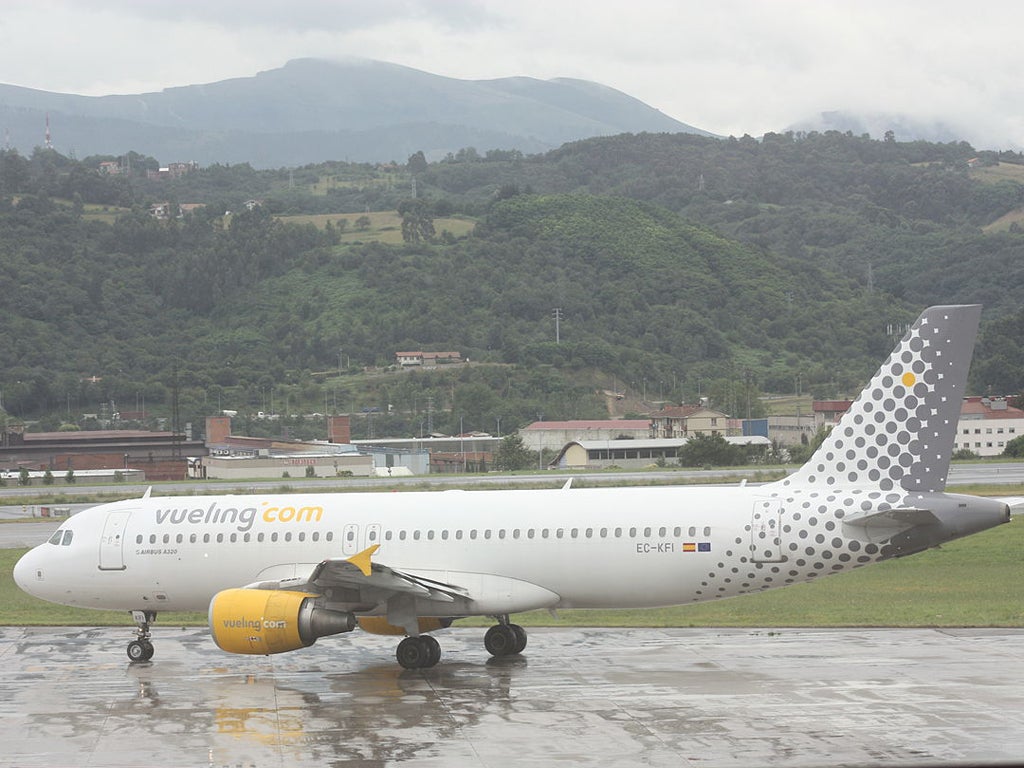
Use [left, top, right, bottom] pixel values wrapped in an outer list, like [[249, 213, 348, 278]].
[[0, 128, 1023, 433]]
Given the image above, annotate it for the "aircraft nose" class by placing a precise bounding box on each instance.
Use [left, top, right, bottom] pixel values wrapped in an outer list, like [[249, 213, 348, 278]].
[[13, 548, 43, 596]]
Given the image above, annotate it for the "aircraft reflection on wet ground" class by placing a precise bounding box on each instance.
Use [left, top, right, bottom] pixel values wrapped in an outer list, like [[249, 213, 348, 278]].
[[2, 626, 1023, 767]]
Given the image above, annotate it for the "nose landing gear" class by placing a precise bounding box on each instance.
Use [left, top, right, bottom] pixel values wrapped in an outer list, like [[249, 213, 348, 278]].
[[127, 610, 156, 662]]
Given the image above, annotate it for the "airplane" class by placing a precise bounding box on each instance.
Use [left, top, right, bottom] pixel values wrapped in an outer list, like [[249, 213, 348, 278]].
[[13, 305, 1012, 669]]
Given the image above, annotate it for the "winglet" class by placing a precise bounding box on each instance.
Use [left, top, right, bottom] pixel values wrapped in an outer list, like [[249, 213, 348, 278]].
[[347, 544, 380, 577], [142, 486, 152, 499]]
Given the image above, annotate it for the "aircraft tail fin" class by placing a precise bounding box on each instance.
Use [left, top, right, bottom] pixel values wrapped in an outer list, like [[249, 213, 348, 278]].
[[780, 305, 981, 494]]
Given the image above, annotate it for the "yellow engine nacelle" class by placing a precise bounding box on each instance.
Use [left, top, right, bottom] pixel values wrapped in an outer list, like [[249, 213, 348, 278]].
[[358, 616, 452, 636], [209, 589, 356, 655]]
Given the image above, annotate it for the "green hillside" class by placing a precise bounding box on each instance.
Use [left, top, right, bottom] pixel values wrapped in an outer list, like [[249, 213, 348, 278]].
[[1, 131, 1023, 435]]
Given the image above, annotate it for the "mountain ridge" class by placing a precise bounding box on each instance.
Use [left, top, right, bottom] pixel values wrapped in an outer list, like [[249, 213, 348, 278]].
[[0, 58, 710, 166]]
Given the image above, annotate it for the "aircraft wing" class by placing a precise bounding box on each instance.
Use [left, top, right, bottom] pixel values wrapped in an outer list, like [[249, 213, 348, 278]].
[[241, 545, 469, 604]]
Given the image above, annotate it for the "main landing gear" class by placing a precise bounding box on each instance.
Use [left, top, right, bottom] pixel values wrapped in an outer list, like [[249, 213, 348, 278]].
[[127, 610, 156, 662], [396, 635, 441, 669], [395, 616, 528, 670], [484, 617, 527, 658]]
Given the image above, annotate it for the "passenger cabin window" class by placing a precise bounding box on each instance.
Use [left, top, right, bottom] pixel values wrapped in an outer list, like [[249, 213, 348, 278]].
[[135, 534, 143, 544]]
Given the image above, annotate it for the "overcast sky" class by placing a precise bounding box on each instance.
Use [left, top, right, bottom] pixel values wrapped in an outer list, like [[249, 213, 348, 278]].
[[2, 0, 1021, 149]]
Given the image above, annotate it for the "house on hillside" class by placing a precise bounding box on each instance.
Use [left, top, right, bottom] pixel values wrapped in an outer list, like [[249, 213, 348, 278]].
[[395, 351, 462, 367]]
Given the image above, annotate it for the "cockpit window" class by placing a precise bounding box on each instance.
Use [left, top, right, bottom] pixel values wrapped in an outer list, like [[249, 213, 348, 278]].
[[61, 530, 73, 546], [48, 530, 64, 545]]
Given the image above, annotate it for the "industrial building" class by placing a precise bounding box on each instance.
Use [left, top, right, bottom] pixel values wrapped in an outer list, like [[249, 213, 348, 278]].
[[0, 426, 205, 481]]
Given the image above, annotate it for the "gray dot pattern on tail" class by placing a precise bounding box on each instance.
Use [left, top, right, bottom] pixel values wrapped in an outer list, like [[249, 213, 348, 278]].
[[782, 306, 980, 494]]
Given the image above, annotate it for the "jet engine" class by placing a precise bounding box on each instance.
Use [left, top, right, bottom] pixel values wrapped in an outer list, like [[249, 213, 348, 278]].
[[209, 588, 355, 654]]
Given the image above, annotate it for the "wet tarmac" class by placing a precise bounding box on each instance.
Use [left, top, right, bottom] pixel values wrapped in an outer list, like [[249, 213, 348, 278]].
[[1, 626, 1023, 767]]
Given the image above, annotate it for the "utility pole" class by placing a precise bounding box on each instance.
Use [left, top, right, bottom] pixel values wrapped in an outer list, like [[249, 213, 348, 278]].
[[552, 307, 563, 344]]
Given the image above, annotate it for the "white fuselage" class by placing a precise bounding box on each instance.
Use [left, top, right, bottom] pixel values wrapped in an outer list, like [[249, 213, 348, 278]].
[[16, 485, 778, 614], [14, 481, 1009, 620]]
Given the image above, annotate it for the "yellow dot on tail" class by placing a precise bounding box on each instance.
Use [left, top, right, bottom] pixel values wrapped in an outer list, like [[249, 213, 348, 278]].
[[902, 372, 916, 387]]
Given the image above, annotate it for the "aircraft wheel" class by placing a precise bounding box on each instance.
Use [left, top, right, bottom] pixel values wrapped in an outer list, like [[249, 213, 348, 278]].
[[421, 635, 441, 667], [397, 636, 438, 669], [484, 624, 518, 657], [510, 624, 528, 654], [127, 640, 151, 662]]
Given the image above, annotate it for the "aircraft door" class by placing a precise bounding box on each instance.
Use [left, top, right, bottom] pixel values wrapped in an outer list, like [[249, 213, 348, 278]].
[[98, 510, 131, 571], [750, 500, 785, 563], [342, 523, 359, 555], [365, 523, 382, 551]]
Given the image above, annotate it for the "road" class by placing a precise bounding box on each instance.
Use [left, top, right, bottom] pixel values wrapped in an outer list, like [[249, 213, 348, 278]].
[[1, 461, 1021, 502], [2, 463, 1022, 549]]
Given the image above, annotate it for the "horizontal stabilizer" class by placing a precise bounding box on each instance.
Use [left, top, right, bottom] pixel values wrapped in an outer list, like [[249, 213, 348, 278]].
[[843, 507, 940, 532]]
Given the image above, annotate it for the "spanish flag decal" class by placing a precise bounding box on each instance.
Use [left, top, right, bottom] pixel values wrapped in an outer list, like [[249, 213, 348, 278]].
[[682, 542, 711, 553]]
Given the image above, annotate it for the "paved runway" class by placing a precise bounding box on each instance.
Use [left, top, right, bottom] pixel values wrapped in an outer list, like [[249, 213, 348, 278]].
[[1, 626, 1023, 767]]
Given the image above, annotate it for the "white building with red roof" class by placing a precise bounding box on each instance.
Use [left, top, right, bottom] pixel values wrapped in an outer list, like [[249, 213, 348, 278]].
[[954, 396, 1024, 456]]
